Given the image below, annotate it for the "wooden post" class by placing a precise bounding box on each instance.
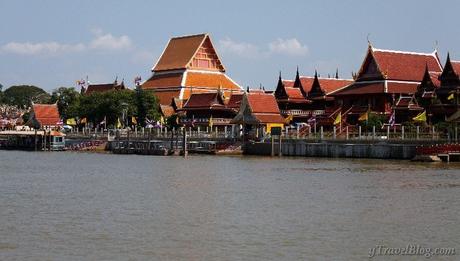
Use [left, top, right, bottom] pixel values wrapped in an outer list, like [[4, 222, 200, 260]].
[[34, 129, 38, 151], [271, 135, 275, 157], [182, 127, 187, 157], [278, 135, 282, 157], [387, 125, 390, 140]]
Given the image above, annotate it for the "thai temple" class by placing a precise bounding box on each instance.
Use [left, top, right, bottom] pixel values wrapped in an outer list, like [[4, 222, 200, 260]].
[[142, 33, 243, 107]]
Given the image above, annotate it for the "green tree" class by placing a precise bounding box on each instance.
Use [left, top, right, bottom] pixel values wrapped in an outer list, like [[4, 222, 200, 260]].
[[50, 87, 81, 120], [3, 85, 51, 108], [359, 112, 386, 131]]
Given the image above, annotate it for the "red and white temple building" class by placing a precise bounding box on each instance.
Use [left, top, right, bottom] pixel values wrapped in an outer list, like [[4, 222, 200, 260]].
[[142, 33, 243, 111], [331, 44, 443, 124]]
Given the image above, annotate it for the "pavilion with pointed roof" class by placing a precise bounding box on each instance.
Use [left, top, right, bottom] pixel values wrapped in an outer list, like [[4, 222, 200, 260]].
[[142, 33, 243, 106], [275, 68, 353, 123], [417, 53, 460, 123], [330, 44, 443, 124], [83, 78, 126, 95], [26, 103, 62, 129]]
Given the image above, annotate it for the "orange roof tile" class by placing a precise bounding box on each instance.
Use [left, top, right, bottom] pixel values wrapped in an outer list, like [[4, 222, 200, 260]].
[[284, 77, 353, 95], [370, 48, 442, 81], [152, 90, 181, 105], [185, 71, 240, 89], [226, 93, 244, 109], [247, 92, 280, 114], [153, 34, 207, 72], [183, 92, 225, 109], [32, 104, 61, 126], [142, 73, 183, 89]]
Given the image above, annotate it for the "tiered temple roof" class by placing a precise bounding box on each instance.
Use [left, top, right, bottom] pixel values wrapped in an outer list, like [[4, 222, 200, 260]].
[[26, 103, 61, 129], [333, 45, 443, 97], [142, 33, 243, 106]]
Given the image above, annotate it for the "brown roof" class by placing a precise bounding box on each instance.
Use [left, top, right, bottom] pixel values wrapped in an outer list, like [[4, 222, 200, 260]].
[[183, 92, 225, 109], [331, 82, 385, 96], [32, 103, 61, 127], [451, 61, 460, 75], [153, 34, 207, 72], [386, 82, 419, 94], [142, 73, 183, 89], [159, 104, 176, 118], [85, 82, 125, 95], [185, 71, 240, 89], [226, 93, 244, 109], [152, 90, 181, 105]]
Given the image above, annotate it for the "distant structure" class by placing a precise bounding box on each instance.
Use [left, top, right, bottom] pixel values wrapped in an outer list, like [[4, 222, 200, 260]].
[[82, 78, 126, 95], [142, 33, 243, 106], [25, 103, 61, 129]]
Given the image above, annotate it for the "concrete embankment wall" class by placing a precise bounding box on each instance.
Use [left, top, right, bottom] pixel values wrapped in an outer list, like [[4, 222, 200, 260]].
[[244, 140, 420, 159]]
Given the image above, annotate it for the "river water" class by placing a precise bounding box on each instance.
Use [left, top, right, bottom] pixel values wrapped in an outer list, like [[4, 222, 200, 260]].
[[0, 151, 459, 260]]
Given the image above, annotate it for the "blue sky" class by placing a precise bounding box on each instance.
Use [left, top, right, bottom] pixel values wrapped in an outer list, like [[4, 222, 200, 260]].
[[1, 0, 459, 92]]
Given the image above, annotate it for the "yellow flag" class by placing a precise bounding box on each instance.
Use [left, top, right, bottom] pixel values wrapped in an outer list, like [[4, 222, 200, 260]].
[[285, 114, 294, 123], [116, 118, 122, 128], [358, 111, 369, 121], [412, 111, 427, 122], [66, 118, 76, 125], [132, 116, 137, 125], [160, 116, 165, 125], [333, 112, 342, 125], [447, 93, 455, 100], [80, 117, 87, 124], [209, 116, 213, 128]]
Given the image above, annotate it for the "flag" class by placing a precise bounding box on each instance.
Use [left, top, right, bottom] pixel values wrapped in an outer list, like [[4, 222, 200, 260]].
[[333, 112, 342, 125], [66, 118, 77, 125], [132, 116, 137, 125], [358, 111, 369, 122], [100, 116, 106, 125], [145, 118, 154, 128], [116, 118, 122, 128], [80, 117, 87, 124], [285, 114, 294, 123], [56, 119, 63, 126], [412, 110, 427, 122], [134, 76, 142, 85], [447, 93, 455, 100], [388, 111, 396, 127], [208, 116, 213, 128], [307, 115, 316, 125], [160, 116, 165, 125]]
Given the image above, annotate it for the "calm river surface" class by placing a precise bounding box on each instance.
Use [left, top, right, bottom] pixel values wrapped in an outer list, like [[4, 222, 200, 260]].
[[0, 151, 459, 260]]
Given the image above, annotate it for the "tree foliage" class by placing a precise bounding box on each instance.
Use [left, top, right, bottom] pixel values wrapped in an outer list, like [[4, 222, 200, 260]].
[[51, 87, 81, 119], [3, 85, 51, 108]]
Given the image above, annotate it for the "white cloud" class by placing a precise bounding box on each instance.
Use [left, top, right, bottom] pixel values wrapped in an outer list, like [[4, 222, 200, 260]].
[[0, 41, 85, 55], [268, 38, 308, 56], [219, 37, 260, 58], [89, 33, 132, 51], [0, 29, 132, 55]]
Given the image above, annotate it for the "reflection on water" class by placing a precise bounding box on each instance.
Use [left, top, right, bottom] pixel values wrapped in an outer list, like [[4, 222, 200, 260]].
[[0, 151, 459, 260]]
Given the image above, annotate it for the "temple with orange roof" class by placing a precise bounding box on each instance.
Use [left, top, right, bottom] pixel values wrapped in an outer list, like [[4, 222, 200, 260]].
[[142, 33, 243, 110], [232, 90, 285, 138], [330, 44, 443, 124], [26, 103, 62, 129]]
